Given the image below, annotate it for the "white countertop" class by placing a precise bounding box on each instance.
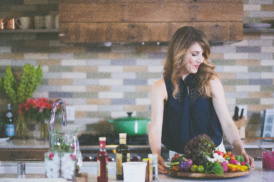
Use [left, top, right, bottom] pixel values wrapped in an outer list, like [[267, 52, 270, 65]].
[[0, 161, 273, 182]]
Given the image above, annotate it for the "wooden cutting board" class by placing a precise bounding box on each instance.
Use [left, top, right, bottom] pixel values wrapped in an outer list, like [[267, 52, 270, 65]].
[[166, 168, 252, 179]]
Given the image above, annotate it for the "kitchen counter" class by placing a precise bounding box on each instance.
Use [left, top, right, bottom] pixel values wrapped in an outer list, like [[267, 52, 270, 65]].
[[1, 138, 273, 149], [0, 138, 273, 161], [0, 161, 273, 182]]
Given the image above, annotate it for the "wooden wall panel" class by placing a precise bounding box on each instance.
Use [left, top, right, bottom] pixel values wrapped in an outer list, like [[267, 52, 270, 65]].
[[123, 3, 242, 22], [59, 4, 123, 22], [59, 0, 242, 3], [60, 3, 243, 22], [59, 0, 243, 42], [60, 22, 243, 43]]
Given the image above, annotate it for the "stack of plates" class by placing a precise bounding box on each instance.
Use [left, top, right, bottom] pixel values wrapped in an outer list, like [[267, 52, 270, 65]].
[[0, 137, 10, 142]]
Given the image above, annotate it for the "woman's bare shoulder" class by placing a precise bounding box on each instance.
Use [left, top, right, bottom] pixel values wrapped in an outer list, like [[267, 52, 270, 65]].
[[151, 78, 167, 100], [209, 76, 224, 97], [153, 78, 165, 87]]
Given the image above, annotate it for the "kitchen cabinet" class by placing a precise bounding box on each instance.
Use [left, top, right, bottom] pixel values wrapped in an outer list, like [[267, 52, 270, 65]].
[[59, 0, 243, 43]]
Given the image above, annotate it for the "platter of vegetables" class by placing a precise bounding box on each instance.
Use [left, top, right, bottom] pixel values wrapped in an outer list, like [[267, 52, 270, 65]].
[[166, 134, 252, 179]]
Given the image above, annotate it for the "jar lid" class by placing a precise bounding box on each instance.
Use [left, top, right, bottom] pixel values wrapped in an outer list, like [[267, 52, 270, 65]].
[[99, 137, 106, 141], [119, 133, 127, 138]]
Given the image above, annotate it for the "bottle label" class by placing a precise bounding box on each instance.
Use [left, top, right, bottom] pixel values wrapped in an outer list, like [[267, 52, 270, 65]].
[[119, 138, 126, 144], [6, 124, 14, 136], [97, 157, 108, 178], [97, 160, 100, 177], [106, 159, 108, 178], [6, 112, 12, 119], [116, 153, 130, 175], [116, 153, 122, 175]]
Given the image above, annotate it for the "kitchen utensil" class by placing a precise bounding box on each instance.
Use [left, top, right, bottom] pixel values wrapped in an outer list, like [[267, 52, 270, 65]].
[[6, 18, 18, 29], [0, 17, 6, 30], [45, 15, 54, 29], [233, 106, 239, 121], [34, 16, 45, 29], [239, 108, 244, 119], [55, 15, 59, 29], [17, 162, 26, 178], [17, 17, 31, 30], [107, 112, 150, 136], [257, 144, 271, 154]]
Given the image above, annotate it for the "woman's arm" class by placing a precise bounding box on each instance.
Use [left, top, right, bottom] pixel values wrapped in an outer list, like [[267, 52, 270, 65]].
[[149, 78, 167, 173], [210, 77, 254, 168]]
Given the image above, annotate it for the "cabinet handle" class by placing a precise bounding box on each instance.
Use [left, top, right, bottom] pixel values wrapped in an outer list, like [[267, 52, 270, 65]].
[[59, 33, 65, 37]]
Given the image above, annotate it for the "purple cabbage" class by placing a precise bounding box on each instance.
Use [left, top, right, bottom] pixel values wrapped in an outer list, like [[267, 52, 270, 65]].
[[179, 157, 193, 172]]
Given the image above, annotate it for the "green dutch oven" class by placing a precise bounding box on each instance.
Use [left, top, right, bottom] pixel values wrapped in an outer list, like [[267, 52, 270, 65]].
[[107, 112, 150, 136]]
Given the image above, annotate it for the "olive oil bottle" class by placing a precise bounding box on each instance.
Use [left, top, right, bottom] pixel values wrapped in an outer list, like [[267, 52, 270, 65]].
[[116, 133, 130, 180]]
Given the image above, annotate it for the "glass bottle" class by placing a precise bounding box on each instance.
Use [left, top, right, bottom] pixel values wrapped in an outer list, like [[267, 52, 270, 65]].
[[116, 133, 130, 180], [97, 137, 108, 182], [5, 103, 14, 137], [0, 112, 6, 137], [148, 153, 158, 180]]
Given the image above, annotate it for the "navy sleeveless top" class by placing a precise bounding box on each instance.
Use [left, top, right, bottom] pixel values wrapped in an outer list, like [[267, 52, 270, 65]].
[[162, 74, 223, 154]]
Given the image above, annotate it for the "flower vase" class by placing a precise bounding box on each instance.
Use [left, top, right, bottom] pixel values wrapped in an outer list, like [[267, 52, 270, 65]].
[[45, 152, 60, 178], [15, 115, 29, 138], [39, 120, 49, 140], [60, 153, 76, 180]]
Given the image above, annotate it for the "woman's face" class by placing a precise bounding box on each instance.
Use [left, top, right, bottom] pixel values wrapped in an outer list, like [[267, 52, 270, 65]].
[[182, 42, 205, 76]]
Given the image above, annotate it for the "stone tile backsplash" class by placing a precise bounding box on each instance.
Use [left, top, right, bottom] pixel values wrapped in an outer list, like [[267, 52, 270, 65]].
[[0, 0, 273, 137]]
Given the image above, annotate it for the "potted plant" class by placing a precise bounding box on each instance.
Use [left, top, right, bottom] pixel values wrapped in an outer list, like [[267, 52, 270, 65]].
[[19, 98, 61, 140]]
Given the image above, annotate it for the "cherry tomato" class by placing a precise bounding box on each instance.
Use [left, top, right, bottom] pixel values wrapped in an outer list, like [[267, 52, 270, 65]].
[[197, 165, 204, 173], [191, 165, 197, 172], [172, 165, 180, 171]]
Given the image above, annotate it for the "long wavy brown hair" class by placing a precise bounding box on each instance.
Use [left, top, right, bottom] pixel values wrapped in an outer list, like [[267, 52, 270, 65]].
[[163, 26, 218, 98]]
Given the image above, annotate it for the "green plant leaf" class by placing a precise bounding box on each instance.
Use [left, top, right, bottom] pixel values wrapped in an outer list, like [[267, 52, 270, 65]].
[[3, 66, 17, 104], [2, 64, 43, 104], [17, 64, 43, 103]]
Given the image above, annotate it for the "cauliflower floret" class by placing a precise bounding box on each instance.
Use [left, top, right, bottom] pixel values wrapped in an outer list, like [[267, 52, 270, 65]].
[[206, 153, 226, 163]]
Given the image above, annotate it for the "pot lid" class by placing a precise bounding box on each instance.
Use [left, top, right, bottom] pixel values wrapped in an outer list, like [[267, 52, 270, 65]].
[[110, 112, 150, 122]]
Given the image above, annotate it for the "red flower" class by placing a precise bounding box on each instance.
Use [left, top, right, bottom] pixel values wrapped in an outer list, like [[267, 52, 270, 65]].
[[49, 152, 54, 160], [18, 98, 61, 123], [70, 154, 76, 160]]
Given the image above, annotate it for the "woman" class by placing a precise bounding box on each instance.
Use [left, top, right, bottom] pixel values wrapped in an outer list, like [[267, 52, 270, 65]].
[[148, 26, 254, 173]]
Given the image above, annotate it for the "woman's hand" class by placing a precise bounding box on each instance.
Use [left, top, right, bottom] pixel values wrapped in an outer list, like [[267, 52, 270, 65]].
[[158, 154, 167, 174], [242, 152, 255, 170]]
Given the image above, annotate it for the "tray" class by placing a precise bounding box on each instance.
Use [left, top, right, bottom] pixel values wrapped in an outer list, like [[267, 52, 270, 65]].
[[166, 167, 252, 179]]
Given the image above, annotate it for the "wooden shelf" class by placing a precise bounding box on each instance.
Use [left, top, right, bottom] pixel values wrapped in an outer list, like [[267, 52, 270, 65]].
[[0, 29, 58, 33], [244, 28, 274, 33]]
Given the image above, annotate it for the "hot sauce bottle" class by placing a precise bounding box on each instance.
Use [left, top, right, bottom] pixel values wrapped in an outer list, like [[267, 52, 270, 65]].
[[97, 137, 108, 182], [116, 133, 130, 180]]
